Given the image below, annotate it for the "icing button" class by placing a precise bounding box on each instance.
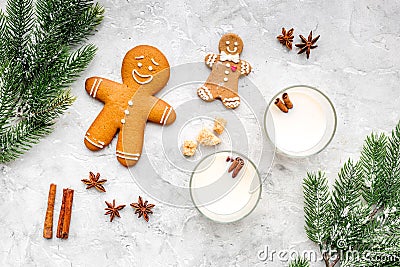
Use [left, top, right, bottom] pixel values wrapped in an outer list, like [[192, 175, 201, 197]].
[[121, 119, 126, 124], [225, 63, 230, 68], [225, 70, 229, 75], [124, 110, 130, 115], [128, 100, 133, 106], [223, 77, 228, 82]]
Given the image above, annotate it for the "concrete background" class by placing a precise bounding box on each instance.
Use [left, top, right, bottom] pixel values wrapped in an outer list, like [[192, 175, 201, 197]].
[[0, 0, 399, 266]]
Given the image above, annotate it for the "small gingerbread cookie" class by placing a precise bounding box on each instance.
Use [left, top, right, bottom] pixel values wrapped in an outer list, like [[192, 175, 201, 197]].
[[197, 33, 252, 109], [84, 45, 176, 167]]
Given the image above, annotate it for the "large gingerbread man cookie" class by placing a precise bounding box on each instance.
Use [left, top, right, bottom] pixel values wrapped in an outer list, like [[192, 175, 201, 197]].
[[84, 45, 176, 167], [197, 33, 252, 109]]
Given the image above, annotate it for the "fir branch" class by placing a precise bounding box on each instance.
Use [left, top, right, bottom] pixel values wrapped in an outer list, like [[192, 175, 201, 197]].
[[359, 207, 400, 251], [359, 133, 387, 209], [62, 44, 98, 81], [0, 61, 25, 129], [35, 0, 104, 47], [0, 118, 53, 162], [28, 0, 104, 83], [330, 160, 366, 250], [0, 90, 75, 162], [332, 160, 361, 213], [0, 10, 7, 61], [342, 247, 400, 267], [0, 0, 103, 163], [303, 171, 332, 246], [323, 251, 340, 267], [33, 90, 76, 120], [384, 122, 400, 207], [29, 44, 97, 109], [4, 0, 34, 66], [289, 257, 310, 267], [302, 121, 400, 267]]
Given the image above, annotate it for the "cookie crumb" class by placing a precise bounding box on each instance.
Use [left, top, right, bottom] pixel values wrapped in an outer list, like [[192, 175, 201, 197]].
[[182, 140, 197, 157], [197, 128, 221, 146], [213, 117, 227, 135]]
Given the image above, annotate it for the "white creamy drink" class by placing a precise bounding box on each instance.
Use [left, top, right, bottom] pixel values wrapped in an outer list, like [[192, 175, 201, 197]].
[[190, 152, 261, 223], [265, 86, 336, 157]]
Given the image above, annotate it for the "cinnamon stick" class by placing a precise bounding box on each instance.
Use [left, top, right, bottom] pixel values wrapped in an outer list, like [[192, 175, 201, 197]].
[[232, 158, 245, 178], [43, 183, 56, 239], [228, 158, 239, 172], [56, 188, 74, 239], [274, 98, 288, 113], [61, 189, 74, 239], [56, 189, 66, 238], [282, 93, 293, 109]]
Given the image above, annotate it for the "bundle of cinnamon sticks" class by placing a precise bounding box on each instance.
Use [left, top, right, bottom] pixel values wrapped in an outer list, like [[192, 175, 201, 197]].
[[43, 184, 74, 239], [275, 92, 294, 113]]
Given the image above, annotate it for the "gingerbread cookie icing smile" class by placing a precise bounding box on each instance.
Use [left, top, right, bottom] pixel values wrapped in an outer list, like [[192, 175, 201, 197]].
[[132, 69, 153, 84], [197, 33, 252, 109], [131, 55, 160, 84], [84, 45, 176, 167]]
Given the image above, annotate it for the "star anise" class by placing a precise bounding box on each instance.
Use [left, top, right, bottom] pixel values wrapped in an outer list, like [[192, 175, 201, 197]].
[[130, 196, 155, 222], [81, 171, 107, 192], [277, 27, 294, 50], [295, 31, 320, 59], [104, 199, 125, 222]]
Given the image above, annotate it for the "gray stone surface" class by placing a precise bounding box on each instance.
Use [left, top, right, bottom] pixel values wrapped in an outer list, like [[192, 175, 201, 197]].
[[0, 0, 399, 266]]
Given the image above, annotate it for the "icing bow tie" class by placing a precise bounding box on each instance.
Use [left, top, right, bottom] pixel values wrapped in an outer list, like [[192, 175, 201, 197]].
[[220, 51, 240, 63]]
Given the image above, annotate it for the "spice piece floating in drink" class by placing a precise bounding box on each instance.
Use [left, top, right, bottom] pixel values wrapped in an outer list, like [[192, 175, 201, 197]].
[[228, 157, 245, 178], [282, 93, 293, 109], [274, 98, 288, 113]]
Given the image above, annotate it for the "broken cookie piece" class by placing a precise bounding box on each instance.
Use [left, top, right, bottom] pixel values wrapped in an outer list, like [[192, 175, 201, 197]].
[[197, 128, 221, 146], [182, 140, 198, 157], [213, 117, 227, 135]]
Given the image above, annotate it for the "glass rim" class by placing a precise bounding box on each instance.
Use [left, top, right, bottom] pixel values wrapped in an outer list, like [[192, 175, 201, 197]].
[[189, 150, 262, 223], [263, 84, 337, 157]]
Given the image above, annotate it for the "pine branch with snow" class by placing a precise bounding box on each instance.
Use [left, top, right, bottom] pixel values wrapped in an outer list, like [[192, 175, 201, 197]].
[[289, 257, 310, 267], [302, 121, 400, 267], [0, 0, 103, 163]]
